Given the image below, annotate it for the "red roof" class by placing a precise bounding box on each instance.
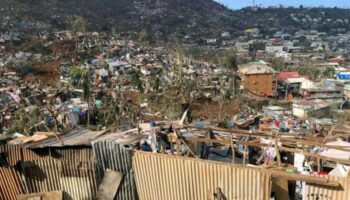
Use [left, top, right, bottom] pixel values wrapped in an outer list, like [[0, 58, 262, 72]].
[[329, 56, 344, 63], [277, 71, 300, 80]]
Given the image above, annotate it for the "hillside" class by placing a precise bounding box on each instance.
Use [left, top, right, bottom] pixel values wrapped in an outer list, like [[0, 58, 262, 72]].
[[233, 7, 350, 35], [0, 0, 237, 41], [1, 1, 350, 41]]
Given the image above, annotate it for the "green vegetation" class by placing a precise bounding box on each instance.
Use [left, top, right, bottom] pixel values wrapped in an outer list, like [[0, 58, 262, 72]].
[[218, 49, 238, 71], [184, 47, 240, 69], [128, 69, 144, 93], [69, 66, 93, 100], [150, 76, 161, 93], [334, 111, 350, 125]]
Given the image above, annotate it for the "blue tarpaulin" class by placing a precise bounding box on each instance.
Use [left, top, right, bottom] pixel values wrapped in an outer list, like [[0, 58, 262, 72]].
[[337, 74, 350, 80]]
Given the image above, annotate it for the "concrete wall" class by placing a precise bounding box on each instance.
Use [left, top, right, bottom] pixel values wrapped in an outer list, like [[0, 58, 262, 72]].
[[242, 74, 276, 96]]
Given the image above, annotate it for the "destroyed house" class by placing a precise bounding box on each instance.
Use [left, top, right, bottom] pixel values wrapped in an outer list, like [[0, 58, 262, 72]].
[[292, 100, 331, 118], [238, 62, 277, 96], [108, 60, 130, 75], [0, 129, 140, 200], [301, 87, 344, 100], [140, 65, 162, 76], [0, 125, 350, 200]]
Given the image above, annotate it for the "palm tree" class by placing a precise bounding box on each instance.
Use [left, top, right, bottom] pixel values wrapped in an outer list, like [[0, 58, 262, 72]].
[[69, 67, 91, 125], [151, 75, 161, 93], [128, 69, 144, 93], [174, 42, 185, 83]]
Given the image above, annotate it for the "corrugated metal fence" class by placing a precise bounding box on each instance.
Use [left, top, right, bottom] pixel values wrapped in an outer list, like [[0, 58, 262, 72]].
[[92, 140, 137, 200], [305, 175, 350, 200], [0, 144, 94, 166], [133, 151, 271, 200], [0, 167, 25, 200], [0, 145, 23, 166], [21, 159, 98, 200]]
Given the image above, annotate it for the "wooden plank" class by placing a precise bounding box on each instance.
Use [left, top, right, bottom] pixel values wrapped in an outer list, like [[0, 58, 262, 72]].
[[17, 191, 63, 200], [274, 137, 282, 167], [97, 170, 123, 200], [184, 137, 350, 165], [267, 170, 340, 188], [280, 146, 350, 165], [271, 177, 290, 200]]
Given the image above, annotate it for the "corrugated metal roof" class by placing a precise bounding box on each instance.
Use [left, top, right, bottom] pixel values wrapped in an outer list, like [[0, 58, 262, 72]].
[[23, 129, 108, 149], [92, 139, 138, 200], [238, 63, 276, 75], [286, 77, 307, 84], [0, 167, 25, 200], [278, 71, 300, 80], [21, 159, 98, 200], [133, 151, 271, 200]]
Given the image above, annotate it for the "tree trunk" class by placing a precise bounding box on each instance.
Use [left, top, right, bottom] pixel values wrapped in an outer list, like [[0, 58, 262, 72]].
[[87, 97, 90, 126]]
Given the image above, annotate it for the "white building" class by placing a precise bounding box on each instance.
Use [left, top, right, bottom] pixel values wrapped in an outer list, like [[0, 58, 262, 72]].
[[265, 46, 284, 54], [275, 51, 292, 61], [283, 41, 294, 51]]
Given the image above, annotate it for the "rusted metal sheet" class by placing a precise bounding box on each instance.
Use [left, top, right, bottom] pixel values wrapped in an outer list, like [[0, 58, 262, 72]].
[[21, 159, 98, 200], [133, 151, 271, 200], [0, 167, 25, 200], [51, 147, 95, 162], [0, 144, 50, 165], [92, 140, 137, 200], [305, 175, 350, 200], [22, 159, 61, 193], [23, 129, 108, 148], [0, 144, 93, 163], [0, 144, 22, 166], [22, 147, 50, 161]]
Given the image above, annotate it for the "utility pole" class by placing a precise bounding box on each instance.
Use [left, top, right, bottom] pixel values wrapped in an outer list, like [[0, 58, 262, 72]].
[[252, 0, 258, 12]]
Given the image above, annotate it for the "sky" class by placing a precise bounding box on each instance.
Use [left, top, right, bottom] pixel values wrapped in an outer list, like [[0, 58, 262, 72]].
[[215, 0, 350, 9]]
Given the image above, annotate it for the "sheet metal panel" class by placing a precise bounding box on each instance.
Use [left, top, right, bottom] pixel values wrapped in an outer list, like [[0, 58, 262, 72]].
[[0, 144, 93, 163], [0, 144, 22, 166], [22, 159, 61, 193], [0, 167, 25, 200], [22, 147, 51, 161], [21, 159, 98, 200], [133, 151, 271, 200], [92, 140, 137, 200], [0, 144, 50, 165], [51, 147, 95, 162], [305, 175, 350, 200], [60, 160, 98, 200], [23, 130, 108, 148]]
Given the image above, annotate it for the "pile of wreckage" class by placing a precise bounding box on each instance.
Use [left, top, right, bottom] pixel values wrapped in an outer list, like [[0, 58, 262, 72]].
[[0, 33, 350, 200], [1, 115, 350, 200]]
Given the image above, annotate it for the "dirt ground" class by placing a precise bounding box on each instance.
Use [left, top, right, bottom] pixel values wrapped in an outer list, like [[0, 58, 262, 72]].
[[191, 100, 241, 120]]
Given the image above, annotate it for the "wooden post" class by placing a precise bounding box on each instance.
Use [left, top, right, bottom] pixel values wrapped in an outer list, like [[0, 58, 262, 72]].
[[231, 134, 235, 164], [180, 139, 198, 159], [243, 136, 250, 165], [274, 137, 282, 167], [176, 130, 180, 155], [323, 126, 334, 142]]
